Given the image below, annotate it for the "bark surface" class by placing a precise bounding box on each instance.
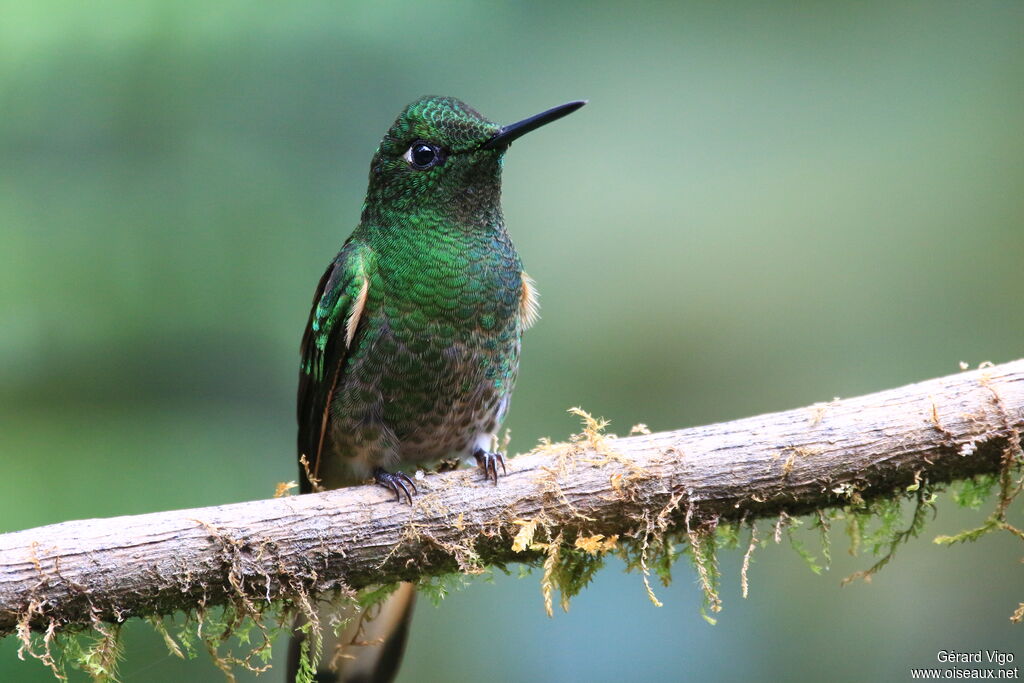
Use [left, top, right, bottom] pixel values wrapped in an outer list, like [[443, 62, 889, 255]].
[[2, 360, 1022, 634]]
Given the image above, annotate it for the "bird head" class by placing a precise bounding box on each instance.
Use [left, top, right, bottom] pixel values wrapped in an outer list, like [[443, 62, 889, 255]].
[[362, 96, 585, 225]]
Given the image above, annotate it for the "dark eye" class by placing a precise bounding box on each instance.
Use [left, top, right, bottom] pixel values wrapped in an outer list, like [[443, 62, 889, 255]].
[[403, 141, 444, 170]]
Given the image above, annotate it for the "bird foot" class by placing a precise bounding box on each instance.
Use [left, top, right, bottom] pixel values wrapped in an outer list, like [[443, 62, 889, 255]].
[[472, 448, 507, 485], [374, 467, 417, 504]]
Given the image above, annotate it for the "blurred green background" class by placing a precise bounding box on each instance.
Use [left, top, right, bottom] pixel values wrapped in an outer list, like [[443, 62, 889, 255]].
[[2, 1, 1023, 681]]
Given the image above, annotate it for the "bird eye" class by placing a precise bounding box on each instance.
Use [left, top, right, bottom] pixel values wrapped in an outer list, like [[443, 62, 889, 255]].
[[403, 141, 444, 170]]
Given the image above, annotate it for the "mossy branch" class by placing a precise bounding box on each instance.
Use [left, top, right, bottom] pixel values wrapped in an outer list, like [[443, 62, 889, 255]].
[[2, 360, 1023, 640]]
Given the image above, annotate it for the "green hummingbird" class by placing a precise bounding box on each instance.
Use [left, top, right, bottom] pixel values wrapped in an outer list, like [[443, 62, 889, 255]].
[[296, 95, 585, 501], [288, 96, 585, 682]]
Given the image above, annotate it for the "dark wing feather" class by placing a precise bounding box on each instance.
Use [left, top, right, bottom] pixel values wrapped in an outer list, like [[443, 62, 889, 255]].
[[297, 240, 368, 493]]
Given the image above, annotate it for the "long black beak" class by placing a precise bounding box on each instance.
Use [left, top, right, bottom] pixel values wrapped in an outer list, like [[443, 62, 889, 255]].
[[480, 100, 587, 150]]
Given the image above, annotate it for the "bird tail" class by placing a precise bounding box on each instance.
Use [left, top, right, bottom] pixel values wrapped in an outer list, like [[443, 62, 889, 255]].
[[286, 582, 416, 683]]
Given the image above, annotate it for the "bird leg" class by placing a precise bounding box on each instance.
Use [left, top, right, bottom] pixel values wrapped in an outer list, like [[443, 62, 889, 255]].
[[472, 447, 507, 485], [374, 467, 417, 503]]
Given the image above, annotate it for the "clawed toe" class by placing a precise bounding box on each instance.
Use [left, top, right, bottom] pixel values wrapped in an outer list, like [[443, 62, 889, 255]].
[[472, 448, 507, 485], [374, 467, 417, 504]]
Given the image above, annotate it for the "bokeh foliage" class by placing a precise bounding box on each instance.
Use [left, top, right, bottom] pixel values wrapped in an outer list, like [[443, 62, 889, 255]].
[[2, 1, 1023, 680]]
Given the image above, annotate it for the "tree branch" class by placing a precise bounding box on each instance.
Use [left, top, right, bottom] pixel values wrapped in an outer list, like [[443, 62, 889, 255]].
[[2, 360, 1023, 635]]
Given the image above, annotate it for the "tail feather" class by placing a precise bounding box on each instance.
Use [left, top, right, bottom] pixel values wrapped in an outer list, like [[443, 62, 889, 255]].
[[287, 583, 416, 683]]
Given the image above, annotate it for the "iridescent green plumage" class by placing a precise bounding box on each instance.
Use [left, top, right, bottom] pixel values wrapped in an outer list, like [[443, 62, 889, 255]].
[[291, 96, 583, 683], [297, 96, 583, 495]]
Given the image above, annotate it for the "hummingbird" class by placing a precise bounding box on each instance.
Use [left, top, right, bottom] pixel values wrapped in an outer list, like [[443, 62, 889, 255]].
[[287, 96, 585, 682]]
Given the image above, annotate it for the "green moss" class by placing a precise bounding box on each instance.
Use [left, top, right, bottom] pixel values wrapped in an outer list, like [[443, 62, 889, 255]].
[[550, 546, 606, 606], [357, 583, 402, 610], [12, 423, 1024, 682], [687, 528, 722, 624], [840, 481, 938, 585], [57, 626, 122, 681], [417, 572, 473, 606], [814, 510, 833, 570], [953, 474, 1000, 510], [787, 524, 823, 576]]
